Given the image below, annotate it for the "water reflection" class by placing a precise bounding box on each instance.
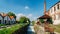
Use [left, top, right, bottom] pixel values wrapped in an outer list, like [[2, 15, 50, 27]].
[[27, 23, 35, 34]]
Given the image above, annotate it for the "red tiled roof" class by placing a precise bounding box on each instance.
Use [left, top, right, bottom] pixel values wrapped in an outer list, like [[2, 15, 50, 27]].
[[9, 16, 14, 19], [38, 14, 51, 19], [2, 14, 7, 17]]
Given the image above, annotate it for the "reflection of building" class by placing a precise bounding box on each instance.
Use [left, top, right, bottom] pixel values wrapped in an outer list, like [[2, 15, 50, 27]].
[[47, 1, 60, 25], [0, 13, 16, 24]]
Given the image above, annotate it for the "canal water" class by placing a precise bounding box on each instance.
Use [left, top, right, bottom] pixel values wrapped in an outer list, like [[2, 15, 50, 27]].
[[27, 23, 35, 34]]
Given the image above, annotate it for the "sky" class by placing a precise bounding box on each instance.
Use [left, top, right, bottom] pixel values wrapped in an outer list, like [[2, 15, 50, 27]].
[[0, 0, 59, 21]]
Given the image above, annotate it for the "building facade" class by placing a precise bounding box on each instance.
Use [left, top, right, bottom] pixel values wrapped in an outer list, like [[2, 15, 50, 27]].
[[48, 1, 60, 25], [0, 14, 3, 24], [0, 13, 16, 24]]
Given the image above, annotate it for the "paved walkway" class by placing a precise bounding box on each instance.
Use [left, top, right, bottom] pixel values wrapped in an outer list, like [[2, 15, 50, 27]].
[[0, 24, 16, 30]]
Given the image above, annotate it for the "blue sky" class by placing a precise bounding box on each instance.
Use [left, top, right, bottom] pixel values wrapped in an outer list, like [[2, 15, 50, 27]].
[[0, 0, 59, 21]]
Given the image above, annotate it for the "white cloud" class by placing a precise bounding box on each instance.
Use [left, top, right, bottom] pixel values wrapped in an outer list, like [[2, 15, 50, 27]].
[[27, 14, 32, 18], [16, 13, 33, 20], [17, 13, 25, 17], [16, 13, 38, 21], [33, 17, 37, 21], [16, 13, 25, 20], [25, 6, 29, 10]]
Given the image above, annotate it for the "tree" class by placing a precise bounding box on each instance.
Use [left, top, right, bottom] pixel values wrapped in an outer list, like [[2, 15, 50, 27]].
[[40, 18, 53, 24], [8, 12, 16, 18], [19, 16, 30, 23], [32, 21, 35, 25], [40, 19, 44, 23], [47, 18, 53, 24]]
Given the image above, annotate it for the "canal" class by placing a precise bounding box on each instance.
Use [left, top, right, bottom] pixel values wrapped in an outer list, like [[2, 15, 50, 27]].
[[12, 23, 35, 34], [27, 23, 35, 34]]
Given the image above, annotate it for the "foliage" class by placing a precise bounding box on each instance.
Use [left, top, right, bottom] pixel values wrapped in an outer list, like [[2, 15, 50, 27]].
[[7, 12, 16, 18], [47, 18, 53, 24], [40, 19, 44, 23], [39, 18, 53, 24], [32, 21, 35, 25], [0, 24, 6, 26], [19, 16, 30, 23]]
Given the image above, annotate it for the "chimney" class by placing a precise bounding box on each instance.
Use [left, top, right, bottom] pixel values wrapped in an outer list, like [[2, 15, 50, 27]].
[[44, 0, 46, 14]]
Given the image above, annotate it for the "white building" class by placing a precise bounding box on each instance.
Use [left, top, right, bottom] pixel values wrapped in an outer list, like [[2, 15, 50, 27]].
[[0, 13, 16, 24], [9, 16, 16, 24], [4, 15, 11, 24], [0, 14, 3, 24], [48, 1, 60, 25]]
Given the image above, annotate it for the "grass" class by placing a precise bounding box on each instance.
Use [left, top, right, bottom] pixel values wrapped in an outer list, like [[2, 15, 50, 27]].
[[49, 24, 60, 33], [0, 24, 6, 26], [0, 23, 29, 34], [54, 25, 60, 33]]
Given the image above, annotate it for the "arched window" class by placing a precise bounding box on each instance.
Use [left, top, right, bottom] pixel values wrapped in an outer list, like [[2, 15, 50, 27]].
[[57, 4, 59, 9], [51, 9, 52, 13], [58, 14, 60, 19], [54, 15, 56, 20], [54, 6, 56, 11]]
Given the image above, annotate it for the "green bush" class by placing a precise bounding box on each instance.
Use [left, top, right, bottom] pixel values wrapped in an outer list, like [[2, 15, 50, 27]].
[[47, 18, 53, 24], [0, 24, 6, 26], [39, 18, 53, 24], [40, 19, 44, 23], [32, 21, 35, 26]]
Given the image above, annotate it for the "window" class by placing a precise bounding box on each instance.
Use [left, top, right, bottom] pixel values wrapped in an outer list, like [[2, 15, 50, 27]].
[[58, 14, 60, 19], [51, 9, 52, 13], [54, 7, 56, 11], [54, 15, 56, 20], [57, 4, 59, 9]]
